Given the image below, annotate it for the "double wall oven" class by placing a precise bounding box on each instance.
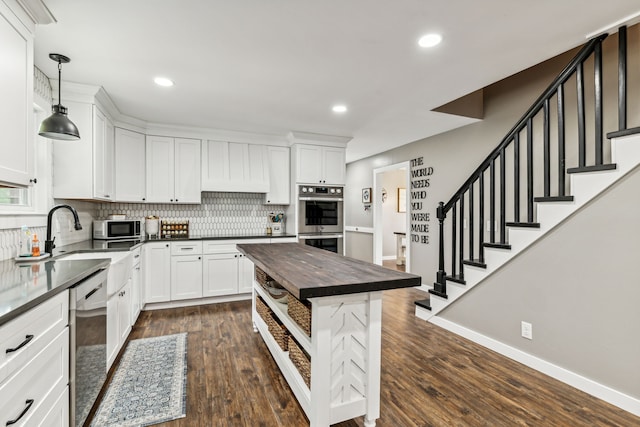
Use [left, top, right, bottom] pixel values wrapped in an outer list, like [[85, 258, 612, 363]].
[[298, 185, 344, 254]]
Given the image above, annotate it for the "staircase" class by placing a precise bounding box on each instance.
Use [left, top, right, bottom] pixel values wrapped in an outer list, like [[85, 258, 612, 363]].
[[415, 26, 640, 320]]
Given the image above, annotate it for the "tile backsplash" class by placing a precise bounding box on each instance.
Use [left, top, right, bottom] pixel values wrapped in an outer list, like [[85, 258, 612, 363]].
[[96, 192, 286, 237], [0, 192, 287, 261]]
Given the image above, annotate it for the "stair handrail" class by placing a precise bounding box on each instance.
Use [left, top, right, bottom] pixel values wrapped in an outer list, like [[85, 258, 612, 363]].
[[441, 33, 608, 214]]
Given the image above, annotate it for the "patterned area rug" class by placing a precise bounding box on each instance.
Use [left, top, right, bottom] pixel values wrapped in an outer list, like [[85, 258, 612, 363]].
[[90, 333, 188, 427]]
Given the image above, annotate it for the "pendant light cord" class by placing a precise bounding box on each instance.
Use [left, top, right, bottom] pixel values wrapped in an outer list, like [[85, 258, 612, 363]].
[[57, 60, 62, 106]]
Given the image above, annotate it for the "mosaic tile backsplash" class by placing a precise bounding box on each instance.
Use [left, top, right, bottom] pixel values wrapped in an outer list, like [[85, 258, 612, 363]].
[[0, 193, 287, 261], [96, 192, 286, 237]]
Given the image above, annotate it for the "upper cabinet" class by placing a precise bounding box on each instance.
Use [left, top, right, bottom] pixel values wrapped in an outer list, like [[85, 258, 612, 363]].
[[201, 140, 269, 192], [294, 144, 345, 185], [52, 102, 115, 201], [0, 1, 34, 186], [146, 136, 201, 203], [265, 146, 290, 205], [115, 127, 146, 202]]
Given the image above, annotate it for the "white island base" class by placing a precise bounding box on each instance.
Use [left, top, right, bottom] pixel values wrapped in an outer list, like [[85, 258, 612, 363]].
[[252, 282, 382, 427]]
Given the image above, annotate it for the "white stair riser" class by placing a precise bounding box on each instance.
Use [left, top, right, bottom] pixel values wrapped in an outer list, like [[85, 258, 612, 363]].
[[611, 134, 640, 172], [414, 306, 433, 321], [507, 228, 543, 252]]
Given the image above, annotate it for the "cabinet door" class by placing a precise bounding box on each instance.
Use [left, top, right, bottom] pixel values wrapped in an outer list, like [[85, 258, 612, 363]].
[[296, 144, 322, 184], [106, 296, 118, 368], [265, 146, 290, 204], [170, 255, 203, 300], [0, 3, 33, 186], [92, 106, 114, 200], [201, 140, 228, 190], [322, 146, 346, 185], [145, 135, 174, 202], [174, 138, 201, 203], [115, 128, 146, 202], [144, 242, 171, 303], [238, 254, 254, 293], [131, 261, 141, 325], [202, 253, 239, 297], [246, 144, 269, 192], [118, 280, 132, 344]]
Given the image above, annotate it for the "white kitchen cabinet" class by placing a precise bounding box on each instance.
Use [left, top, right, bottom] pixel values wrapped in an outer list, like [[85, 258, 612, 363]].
[[0, 0, 34, 187], [144, 242, 171, 303], [146, 136, 201, 203], [117, 280, 132, 345], [52, 102, 115, 200], [238, 254, 254, 293], [115, 128, 146, 202], [294, 144, 345, 185], [201, 140, 269, 192], [202, 253, 239, 297], [265, 146, 290, 205], [93, 106, 115, 200], [0, 291, 69, 427], [130, 247, 142, 324], [106, 296, 118, 367], [170, 241, 203, 301]]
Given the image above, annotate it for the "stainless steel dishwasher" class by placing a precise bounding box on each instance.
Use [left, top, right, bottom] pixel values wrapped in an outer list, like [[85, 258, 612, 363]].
[[69, 267, 108, 427]]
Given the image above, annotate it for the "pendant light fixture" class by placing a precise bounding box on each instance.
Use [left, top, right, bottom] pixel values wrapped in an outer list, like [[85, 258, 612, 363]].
[[39, 53, 80, 140]]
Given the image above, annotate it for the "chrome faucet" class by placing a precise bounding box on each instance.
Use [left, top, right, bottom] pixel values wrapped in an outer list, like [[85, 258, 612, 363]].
[[45, 204, 82, 254]]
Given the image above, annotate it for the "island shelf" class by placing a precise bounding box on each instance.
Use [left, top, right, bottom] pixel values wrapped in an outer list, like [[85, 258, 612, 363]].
[[238, 243, 421, 427]]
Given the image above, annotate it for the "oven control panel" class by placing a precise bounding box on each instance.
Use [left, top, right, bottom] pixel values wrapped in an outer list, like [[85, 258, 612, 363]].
[[299, 185, 343, 197]]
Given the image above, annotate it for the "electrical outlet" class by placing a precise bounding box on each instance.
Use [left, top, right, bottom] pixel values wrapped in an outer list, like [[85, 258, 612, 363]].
[[521, 321, 533, 340]]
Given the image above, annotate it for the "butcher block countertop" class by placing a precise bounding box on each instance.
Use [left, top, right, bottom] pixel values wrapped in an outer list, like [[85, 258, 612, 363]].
[[237, 242, 421, 300]]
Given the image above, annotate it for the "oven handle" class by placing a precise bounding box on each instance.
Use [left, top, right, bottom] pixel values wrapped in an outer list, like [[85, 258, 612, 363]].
[[298, 234, 343, 239], [298, 197, 343, 202]]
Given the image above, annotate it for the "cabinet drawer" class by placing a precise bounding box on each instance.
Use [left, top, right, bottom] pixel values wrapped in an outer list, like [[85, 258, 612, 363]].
[[131, 246, 142, 264], [171, 241, 202, 255], [203, 239, 268, 254], [0, 328, 69, 427], [0, 291, 68, 384]]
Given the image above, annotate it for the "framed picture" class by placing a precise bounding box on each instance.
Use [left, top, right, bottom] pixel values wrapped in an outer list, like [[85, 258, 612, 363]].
[[362, 187, 372, 204], [397, 188, 406, 212]]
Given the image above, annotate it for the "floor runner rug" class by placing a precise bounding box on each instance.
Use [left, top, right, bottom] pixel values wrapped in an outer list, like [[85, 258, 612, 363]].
[[90, 333, 188, 427]]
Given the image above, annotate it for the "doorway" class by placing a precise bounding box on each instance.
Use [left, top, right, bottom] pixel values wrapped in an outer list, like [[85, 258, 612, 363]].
[[373, 161, 410, 272]]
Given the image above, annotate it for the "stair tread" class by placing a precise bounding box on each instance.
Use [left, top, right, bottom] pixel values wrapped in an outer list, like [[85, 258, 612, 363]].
[[533, 195, 574, 202], [607, 127, 640, 139], [462, 259, 487, 268], [414, 298, 432, 311], [445, 274, 466, 285], [428, 288, 448, 299], [506, 222, 540, 228], [483, 242, 511, 250], [567, 163, 617, 174]]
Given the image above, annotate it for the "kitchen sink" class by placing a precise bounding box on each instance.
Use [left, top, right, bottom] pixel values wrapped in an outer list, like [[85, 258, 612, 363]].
[[59, 252, 132, 296]]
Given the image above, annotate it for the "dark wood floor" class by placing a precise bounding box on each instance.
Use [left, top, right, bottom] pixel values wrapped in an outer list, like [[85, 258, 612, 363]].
[[93, 288, 640, 426]]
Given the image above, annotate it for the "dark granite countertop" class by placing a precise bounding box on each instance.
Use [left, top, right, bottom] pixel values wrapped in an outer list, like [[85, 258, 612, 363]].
[[237, 242, 421, 300], [0, 234, 297, 327], [143, 233, 296, 242], [0, 257, 110, 326]]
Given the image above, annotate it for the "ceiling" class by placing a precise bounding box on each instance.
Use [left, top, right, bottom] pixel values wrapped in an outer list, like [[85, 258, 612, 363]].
[[34, 1, 640, 163]]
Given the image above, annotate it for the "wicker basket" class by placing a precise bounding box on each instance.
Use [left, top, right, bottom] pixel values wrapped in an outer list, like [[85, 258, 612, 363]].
[[255, 266, 272, 286], [288, 336, 311, 387], [288, 296, 311, 336], [265, 313, 289, 351], [255, 295, 270, 322]]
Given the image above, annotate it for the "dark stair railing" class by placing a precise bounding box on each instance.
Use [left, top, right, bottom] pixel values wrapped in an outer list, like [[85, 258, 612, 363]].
[[423, 26, 635, 304]]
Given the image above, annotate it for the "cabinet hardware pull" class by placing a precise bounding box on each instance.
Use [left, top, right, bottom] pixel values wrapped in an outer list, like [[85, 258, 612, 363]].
[[181, 247, 194, 250], [6, 335, 34, 354], [85, 284, 103, 300], [6, 399, 34, 425], [142, 198, 146, 201], [29, 178, 37, 184], [134, 254, 140, 258]]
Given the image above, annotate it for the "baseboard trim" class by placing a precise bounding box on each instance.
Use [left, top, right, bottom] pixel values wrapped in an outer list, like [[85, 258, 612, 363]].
[[429, 316, 640, 417], [142, 293, 252, 311]]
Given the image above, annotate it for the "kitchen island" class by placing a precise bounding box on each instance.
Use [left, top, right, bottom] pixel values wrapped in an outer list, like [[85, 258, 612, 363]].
[[236, 243, 421, 427]]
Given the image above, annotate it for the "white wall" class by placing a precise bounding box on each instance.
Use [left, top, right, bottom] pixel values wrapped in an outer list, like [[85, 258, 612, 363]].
[[381, 169, 406, 258]]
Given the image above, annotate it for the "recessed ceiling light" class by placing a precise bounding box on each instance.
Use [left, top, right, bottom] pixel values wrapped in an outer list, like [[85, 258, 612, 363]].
[[154, 77, 174, 87], [332, 105, 347, 113], [418, 33, 442, 48]]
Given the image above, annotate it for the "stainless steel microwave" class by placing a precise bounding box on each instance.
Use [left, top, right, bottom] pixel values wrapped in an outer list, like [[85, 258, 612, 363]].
[[93, 220, 141, 240]]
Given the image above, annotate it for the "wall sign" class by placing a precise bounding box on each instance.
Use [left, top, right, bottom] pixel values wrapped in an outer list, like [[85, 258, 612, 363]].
[[410, 157, 433, 245]]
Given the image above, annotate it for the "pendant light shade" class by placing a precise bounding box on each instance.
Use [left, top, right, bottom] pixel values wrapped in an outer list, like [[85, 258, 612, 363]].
[[39, 53, 80, 140]]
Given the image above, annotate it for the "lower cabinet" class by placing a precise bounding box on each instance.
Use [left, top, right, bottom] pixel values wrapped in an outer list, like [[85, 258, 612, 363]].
[[130, 249, 142, 324], [0, 291, 69, 427], [202, 252, 239, 296], [107, 279, 132, 369], [171, 254, 203, 300], [144, 242, 171, 303], [238, 253, 255, 293]]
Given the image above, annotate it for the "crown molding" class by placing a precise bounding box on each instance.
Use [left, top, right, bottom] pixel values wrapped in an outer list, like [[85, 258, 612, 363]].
[[286, 131, 352, 148]]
